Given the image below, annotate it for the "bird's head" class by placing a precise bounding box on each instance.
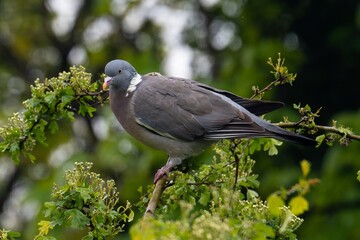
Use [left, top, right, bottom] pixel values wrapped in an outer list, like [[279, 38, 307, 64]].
[[103, 60, 138, 91]]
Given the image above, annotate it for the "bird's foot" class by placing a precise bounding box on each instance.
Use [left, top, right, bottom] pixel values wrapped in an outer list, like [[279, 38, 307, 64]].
[[154, 165, 172, 183]]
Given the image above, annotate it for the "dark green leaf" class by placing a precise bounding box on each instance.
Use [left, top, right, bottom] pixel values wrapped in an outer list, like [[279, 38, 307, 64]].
[[76, 188, 93, 204], [7, 231, 21, 238], [64, 209, 90, 229]]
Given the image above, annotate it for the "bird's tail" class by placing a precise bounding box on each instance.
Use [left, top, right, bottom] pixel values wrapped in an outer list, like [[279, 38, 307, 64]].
[[262, 121, 316, 146]]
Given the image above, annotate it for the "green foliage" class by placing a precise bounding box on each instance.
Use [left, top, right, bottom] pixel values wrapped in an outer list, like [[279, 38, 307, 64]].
[[268, 53, 297, 86], [35, 162, 134, 240], [251, 53, 297, 99], [0, 56, 357, 240], [289, 104, 355, 146], [134, 139, 308, 239], [267, 160, 319, 217], [0, 0, 359, 239], [0, 67, 106, 163], [0, 229, 21, 240], [133, 197, 302, 240]]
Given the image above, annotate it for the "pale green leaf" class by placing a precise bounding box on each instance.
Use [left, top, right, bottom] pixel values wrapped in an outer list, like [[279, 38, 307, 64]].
[[199, 191, 211, 206], [267, 194, 285, 216], [300, 160, 311, 177], [128, 210, 134, 222], [315, 134, 325, 147], [289, 196, 309, 215]]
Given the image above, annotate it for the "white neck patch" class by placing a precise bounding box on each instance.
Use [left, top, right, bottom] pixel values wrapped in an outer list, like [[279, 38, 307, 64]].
[[126, 73, 142, 96]]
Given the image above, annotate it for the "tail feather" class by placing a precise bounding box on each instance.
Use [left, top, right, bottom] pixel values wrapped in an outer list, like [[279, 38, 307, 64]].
[[271, 130, 316, 146], [263, 123, 316, 146]]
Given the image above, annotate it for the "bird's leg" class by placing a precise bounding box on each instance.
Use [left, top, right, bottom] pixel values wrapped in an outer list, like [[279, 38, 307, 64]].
[[154, 157, 183, 183]]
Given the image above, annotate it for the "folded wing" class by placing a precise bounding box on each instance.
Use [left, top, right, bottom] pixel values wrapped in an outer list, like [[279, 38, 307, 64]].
[[133, 76, 273, 141]]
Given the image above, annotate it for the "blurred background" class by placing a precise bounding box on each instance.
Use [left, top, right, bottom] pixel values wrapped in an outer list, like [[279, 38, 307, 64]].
[[0, 0, 359, 239]]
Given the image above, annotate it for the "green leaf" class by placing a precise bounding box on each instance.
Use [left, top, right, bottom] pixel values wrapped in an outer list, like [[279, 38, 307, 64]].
[[249, 139, 262, 154], [86, 106, 97, 118], [289, 195, 309, 215], [66, 111, 75, 121], [76, 188, 93, 204], [11, 151, 20, 164], [48, 121, 59, 134], [264, 139, 282, 156], [267, 194, 285, 216], [9, 143, 20, 153], [63, 209, 89, 229], [199, 191, 211, 206], [25, 152, 36, 163], [7, 231, 21, 238], [315, 134, 325, 147], [78, 105, 97, 117], [304, 104, 312, 112], [44, 92, 57, 105], [60, 87, 75, 104], [253, 222, 275, 239], [43, 201, 56, 218], [293, 103, 301, 109], [60, 95, 75, 106], [247, 175, 260, 188], [74, 194, 84, 209], [128, 209, 135, 222], [247, 189, 259, 200], [300, 160, 311, 177]]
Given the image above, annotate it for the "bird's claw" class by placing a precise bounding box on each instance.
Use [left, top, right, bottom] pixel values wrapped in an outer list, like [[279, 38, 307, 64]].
[[154, 165, 172, 183]]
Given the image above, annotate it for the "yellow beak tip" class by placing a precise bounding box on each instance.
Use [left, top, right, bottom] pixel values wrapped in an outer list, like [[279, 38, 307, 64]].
[[102, 82, 108, 91]]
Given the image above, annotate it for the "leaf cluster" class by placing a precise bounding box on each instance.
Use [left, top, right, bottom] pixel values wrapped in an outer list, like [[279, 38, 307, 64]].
[[267, 160, 319, 217], [134, 139, 306, 239], [251, 53, 297, 100], [0, 228, 21, 240], [279, 104, 357, 146], [0, 66, 107, 163], [35, 162, 134, 240], [0, 58, 358, 239]]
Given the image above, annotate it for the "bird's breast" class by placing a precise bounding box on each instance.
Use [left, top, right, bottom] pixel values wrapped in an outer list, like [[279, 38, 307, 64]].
[[109, 90, 213, 158]]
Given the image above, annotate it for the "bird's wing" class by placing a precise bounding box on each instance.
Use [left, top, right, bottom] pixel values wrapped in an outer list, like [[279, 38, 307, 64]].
[[133, 76, 266, 141], [194, 83, 284, 116]]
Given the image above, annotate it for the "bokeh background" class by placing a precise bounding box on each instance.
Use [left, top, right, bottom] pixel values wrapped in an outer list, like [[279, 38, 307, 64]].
[[0, 0, 359, 239]]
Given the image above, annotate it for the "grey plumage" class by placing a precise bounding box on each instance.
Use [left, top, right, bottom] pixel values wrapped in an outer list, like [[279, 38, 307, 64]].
[[103, 59, 315, 182]]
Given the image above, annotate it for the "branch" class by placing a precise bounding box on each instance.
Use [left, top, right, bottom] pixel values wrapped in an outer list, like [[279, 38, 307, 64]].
[[277, 122, 360, 142], [251, 53, 297, 100], [144, 176, 167, 218], [250, 80, 278, 100], [248, 54, 359, 146]]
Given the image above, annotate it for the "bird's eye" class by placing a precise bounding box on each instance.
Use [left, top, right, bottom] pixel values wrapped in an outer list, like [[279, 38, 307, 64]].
[[118, 69, 122, 73]]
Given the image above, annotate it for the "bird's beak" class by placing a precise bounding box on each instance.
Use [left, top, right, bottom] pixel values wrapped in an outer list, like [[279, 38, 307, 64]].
[[103, 76, 112, 90]]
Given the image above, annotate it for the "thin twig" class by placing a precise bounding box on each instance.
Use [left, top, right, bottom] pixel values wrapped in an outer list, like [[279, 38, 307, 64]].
[[233, 152, 240, 191], [250, 80, 278, 99]]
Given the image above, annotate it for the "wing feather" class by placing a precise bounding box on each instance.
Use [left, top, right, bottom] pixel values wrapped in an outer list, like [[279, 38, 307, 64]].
[[195, 83, 284, 115]]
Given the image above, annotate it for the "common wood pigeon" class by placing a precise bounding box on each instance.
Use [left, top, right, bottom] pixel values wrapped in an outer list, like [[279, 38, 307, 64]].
[[103, 59, 315, 183]]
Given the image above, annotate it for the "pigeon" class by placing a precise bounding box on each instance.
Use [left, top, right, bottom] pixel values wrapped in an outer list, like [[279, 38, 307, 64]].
[[103, 59, 315, 183]]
